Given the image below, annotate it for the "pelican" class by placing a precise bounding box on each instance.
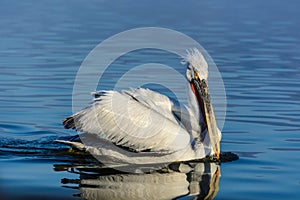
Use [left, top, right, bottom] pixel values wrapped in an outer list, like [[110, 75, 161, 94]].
[[56, 48, 221, 164]]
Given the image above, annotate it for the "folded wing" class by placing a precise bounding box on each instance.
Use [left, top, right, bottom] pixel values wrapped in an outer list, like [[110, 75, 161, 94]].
[[63, 89, 191, 153]]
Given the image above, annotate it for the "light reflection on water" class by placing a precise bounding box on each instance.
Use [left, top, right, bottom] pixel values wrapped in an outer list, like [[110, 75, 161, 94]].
[[1, 0, 300, 199]]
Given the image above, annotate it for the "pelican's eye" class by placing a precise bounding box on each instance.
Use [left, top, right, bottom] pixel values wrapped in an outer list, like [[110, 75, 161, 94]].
[[194, 71, 199, 80]]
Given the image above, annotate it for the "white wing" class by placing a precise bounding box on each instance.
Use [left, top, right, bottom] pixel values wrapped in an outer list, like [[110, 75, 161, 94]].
[[123, 88, 179, 124], [63, 89, 191, 153], [125, 88, 202, 140]]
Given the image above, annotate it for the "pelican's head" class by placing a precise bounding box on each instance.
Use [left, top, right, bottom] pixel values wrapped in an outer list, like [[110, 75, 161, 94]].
[[184, 48, 221, 158], [185, 49, 208, 82]]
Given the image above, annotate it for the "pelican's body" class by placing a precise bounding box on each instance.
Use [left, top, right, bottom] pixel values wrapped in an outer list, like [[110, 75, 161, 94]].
[[57, 49, 221, 164]]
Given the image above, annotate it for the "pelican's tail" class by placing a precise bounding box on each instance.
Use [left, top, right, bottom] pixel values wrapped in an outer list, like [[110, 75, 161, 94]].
[[54, 140, 86, 150]]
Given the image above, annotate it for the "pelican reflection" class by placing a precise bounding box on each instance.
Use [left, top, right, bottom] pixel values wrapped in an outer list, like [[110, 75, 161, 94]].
[[55, 162, 220, 200]]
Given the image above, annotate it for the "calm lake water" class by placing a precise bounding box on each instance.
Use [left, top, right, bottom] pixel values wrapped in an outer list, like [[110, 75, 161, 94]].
[[1, 0, 300, 199]]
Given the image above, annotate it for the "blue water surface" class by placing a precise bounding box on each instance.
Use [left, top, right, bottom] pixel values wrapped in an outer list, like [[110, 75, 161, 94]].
[[0, 0, 300, 199]]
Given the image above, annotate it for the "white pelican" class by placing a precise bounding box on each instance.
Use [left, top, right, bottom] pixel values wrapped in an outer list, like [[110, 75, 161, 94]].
[[56, 48, 221, 164]]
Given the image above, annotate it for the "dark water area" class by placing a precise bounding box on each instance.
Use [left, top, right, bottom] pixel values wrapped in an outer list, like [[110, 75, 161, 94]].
[[1, 0, 300, 199]]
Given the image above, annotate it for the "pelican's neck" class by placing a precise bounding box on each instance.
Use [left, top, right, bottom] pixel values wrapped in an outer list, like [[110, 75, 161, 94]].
[[187, 82, 200, 121], [185, 82, 205, 148], [187, 82, 205, 131]]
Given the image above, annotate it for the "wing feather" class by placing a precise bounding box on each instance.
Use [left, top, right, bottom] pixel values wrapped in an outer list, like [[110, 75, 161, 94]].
[[123, 88, 178, 124], [65, 90, 191, 152]]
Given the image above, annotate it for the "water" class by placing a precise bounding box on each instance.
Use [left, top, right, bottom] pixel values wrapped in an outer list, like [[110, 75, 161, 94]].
[[1, 0, 300, 199]]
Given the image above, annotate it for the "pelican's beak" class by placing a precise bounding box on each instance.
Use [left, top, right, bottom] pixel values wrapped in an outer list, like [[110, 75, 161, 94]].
[[191, 73, 220, 158]]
